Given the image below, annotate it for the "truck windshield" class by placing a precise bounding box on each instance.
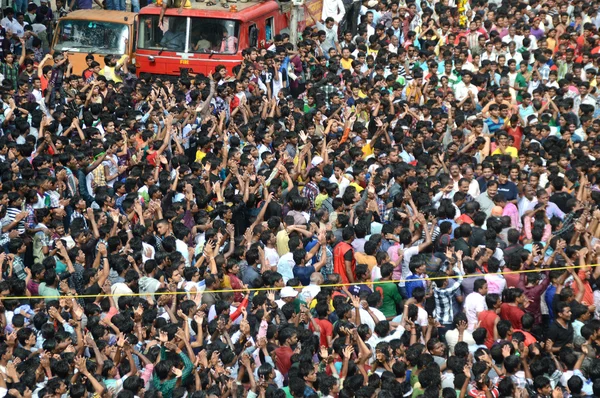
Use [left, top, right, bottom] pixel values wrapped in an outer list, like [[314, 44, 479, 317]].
[[138, 15, 239, 54], [54, 20, 128, 54]]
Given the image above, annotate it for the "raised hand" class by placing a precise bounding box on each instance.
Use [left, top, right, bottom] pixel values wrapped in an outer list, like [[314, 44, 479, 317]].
[[164, 341, 178, 351], [74, 356, 87, 372], [502, 344, 511, 358], [159, 330, 169, 343], [171, 367, 182, 378], [342, 345, 354, 360]]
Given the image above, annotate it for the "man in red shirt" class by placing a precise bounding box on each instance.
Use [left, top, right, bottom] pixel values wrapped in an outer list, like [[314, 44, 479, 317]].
[[478, 293, 501, 349], [310, 301, 333, 347], [274, 327, 298, 376], [146, 121, 171, 167], [499, 287, 526, 330]]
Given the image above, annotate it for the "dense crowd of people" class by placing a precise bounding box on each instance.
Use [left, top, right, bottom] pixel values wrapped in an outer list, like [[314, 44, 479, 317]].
[[1, 0, 600, 397]]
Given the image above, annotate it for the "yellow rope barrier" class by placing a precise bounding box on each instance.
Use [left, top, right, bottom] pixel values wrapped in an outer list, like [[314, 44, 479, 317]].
[[7, 263, 594, 300]]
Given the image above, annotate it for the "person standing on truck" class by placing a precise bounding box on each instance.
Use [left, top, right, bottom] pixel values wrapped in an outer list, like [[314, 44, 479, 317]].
[[341, 0, 360, 36], [321, 0, 345, 27], [68, 0, 104, 10], [158, 0, 191, 30]]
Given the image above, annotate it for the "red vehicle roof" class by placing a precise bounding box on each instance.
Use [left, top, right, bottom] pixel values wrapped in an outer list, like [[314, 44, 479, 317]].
[[139, 0, 283, 22]]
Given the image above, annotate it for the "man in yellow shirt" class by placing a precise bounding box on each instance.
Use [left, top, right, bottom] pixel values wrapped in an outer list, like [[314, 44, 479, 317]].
[[99, 54, 127, 83], [341, 47, 354, 70], [491, 132, 518, 158], [195, 136, 212, 163]]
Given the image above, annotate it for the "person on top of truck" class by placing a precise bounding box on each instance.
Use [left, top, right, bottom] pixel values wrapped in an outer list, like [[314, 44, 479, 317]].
[[158, 0, 191, 30], [69, 0, 103, 11]]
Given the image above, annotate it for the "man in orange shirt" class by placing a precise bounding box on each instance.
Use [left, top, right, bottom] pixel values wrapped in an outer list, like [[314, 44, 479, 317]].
[[576, 23, 594, 53], [355, 240, 378, 274], [333, 227, 356, 283]]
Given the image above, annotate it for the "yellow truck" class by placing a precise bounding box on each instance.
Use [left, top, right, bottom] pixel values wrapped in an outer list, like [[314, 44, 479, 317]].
[[52, 10, 137, 75]]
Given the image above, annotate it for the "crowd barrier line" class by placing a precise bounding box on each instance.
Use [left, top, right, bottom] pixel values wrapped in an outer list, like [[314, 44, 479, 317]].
[[6, 263, 593, 300]]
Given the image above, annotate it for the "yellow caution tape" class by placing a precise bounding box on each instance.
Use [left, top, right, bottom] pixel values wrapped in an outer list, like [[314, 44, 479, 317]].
[[8, 263, 592, 300]]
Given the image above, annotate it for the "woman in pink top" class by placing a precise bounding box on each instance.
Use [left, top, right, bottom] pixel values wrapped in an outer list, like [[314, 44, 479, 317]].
[[522, 206, 552, 243]]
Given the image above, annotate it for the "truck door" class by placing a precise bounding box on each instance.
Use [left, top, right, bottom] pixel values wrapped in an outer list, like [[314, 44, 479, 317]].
[[249, 23, 258, 48], [265, 16, 274, 46]]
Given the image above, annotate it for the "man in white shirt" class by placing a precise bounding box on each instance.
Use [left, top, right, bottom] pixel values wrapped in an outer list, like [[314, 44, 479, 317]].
[[464, 278, 488, 330], [445, 313, 476, 354], [1, 9, 21, 38], [321, 0, 345, 24], [574, 81, 597, 114], [315, 18, 339, 56], [454, 71, 479, 103], [301, 272, 323, 303], [261, 231, 280, 267], [277, 251, 295, 283], [366, 321, 405, 359], [480, 42, 497, 63], [502, 26, 524, 48], [275, 286, 298, 309], [357, 296, 386, 332], [505, 42, 523, 65], [518, 184, 536, 218]]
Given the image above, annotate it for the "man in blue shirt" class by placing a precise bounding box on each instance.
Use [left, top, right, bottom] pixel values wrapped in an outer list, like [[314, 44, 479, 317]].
[[405, 256, 427, 299], [497, 167, 518, 202], [292, 247, 327, 286]]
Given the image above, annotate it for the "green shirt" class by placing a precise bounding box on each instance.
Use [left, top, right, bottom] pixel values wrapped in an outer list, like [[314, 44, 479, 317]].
[[376, 281, 402, 318], [303, 104, 315, 113], [515, 73, 528, 102], [281, 387, 293, 398], [38, 283, 60, 303], [152, 347, 194, 398]]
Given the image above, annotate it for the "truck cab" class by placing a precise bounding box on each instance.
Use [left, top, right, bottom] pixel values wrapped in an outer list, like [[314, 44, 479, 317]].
[[52, 10, 137, 74], [135, 0, 288, 76]]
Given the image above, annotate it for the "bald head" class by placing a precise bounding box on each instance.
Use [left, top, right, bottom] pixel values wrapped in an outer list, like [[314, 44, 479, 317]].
[[310, 272, 323, 285]]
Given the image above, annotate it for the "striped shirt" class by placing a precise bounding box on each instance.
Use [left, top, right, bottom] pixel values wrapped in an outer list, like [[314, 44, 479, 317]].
[[433, 270, 463, 325], [485, 116, 505, 134], [13, 256, 26, 281], [5, 206, 25, 234]]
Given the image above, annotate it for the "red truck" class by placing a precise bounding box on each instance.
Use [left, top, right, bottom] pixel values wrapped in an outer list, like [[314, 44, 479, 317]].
[[135, 0, 322, 76]]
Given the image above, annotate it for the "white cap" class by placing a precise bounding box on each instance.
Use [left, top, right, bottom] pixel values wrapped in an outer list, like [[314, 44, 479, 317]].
[[311, 156, 324, 167], [280, 286, 299, 298]]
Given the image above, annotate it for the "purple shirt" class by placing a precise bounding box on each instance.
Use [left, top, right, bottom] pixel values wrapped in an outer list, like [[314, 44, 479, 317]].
[[527, 200, 565, 220]]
